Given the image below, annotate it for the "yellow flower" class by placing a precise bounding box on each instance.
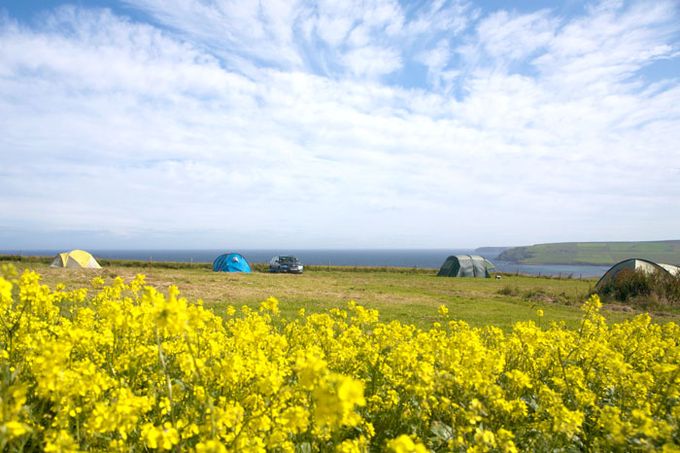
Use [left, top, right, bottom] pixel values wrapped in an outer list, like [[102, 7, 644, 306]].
[[338, 377, 366, 408], [259, 296, 280, 315], [196, 440, 227, 453], [141, 423, 179, 450], [387, 434, 427, 453], [1, 421, 29, 438]]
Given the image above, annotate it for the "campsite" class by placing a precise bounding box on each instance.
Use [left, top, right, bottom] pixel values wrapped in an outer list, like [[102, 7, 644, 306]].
[[6, 256, 679, 330], [3, 0, 680, 450]]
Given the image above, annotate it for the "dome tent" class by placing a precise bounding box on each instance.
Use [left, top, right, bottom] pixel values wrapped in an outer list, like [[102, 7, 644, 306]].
[[50, 250, 102, 269], [595, 258, 680, 291], [437, 255, 494, 278], [213, 253, 251, 273]]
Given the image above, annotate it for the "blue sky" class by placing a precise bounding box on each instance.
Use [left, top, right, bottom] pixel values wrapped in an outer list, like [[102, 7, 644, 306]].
[[0, 0, 679, 249]]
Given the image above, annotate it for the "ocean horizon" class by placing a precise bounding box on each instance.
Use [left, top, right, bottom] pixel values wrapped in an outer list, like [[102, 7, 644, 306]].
[[2, 248, 609, 278]]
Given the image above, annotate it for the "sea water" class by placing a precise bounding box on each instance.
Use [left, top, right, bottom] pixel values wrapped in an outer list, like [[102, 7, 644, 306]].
[[3, 249, 609, 277]]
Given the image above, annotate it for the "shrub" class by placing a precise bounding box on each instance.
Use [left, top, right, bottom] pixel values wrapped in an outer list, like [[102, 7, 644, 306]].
[[497, 285, 519, 296], [598, 268, 680, 307]]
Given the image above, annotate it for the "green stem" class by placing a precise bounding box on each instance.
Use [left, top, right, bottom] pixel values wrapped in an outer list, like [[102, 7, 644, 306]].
[[155, 329, 176, 427]]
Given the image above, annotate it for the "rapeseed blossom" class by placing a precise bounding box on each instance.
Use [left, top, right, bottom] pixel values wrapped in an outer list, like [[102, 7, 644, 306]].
[[0, 267, 678, 451]]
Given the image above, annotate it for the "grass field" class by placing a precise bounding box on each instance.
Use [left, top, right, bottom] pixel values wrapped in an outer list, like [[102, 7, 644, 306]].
[[8, 259, 680, 330], [499, 240, 680, 265]]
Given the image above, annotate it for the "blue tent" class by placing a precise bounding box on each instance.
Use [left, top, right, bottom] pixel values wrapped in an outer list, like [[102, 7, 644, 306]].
[[213, 253, 251, 273]]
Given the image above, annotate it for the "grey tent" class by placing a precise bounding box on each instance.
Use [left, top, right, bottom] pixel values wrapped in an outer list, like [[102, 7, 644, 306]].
[[437, 255, 494, 278], [595, 258, 680, 291]]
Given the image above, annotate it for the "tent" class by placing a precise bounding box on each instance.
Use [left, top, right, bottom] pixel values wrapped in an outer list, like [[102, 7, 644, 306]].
[[50, 250, 102, 269], [437, 255, 494, 278], [213, 253, 251, 273], [596, 258, 680, 291]]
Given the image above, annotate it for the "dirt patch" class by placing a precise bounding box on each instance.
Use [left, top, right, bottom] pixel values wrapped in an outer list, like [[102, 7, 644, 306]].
[[602, 303, 639, 313]]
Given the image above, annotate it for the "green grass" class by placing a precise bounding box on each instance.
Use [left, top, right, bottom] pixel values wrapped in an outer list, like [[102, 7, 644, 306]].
[[498, 240, 680, 265], [6, 258, 679, 331]]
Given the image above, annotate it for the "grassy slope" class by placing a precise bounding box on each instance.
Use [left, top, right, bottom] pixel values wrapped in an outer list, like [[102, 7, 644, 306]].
[[8, 261, 678, 331], [498, 240, 680, 265]]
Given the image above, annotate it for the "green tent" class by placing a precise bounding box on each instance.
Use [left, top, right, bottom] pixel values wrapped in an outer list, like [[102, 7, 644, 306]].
[[437, 255, 494, 278]]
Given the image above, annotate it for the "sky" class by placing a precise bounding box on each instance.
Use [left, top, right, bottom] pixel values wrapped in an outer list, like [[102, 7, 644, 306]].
[[0, 0, 679, 250]]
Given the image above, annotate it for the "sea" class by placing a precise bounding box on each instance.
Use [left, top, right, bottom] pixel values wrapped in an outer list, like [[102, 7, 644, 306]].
[[2, 249, 610, 278]]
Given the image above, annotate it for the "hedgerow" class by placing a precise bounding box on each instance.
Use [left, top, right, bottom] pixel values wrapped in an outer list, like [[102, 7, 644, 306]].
[[598, 268, 680, 308]]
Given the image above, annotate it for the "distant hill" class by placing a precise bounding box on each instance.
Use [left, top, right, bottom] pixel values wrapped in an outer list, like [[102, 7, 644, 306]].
[[498, 240, 680, 265], [474, 247, 511, 257]]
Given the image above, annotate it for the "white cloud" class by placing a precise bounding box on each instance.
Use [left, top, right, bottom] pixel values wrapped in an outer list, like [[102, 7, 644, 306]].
[[0, 1, 679, 248], [404, 0, 472, 37], [341, 46, 402, 78], [123, 0, 408, 79], [534, 1, 678, 89], [121, 0, 306, 68], [476, 10, 556, 63]]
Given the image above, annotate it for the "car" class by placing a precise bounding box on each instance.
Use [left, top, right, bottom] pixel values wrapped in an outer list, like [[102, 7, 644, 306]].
[[269, 255, 304, 274]]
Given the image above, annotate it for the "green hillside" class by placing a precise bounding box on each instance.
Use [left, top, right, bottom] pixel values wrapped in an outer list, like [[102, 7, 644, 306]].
[[498, 240, 680, 265]]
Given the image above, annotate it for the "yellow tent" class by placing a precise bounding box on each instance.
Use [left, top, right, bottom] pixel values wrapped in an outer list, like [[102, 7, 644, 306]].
[[50, 250, 102, 269]]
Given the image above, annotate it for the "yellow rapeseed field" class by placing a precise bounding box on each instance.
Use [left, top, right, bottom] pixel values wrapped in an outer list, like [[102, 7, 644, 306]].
[[0, 264, 678, 452]]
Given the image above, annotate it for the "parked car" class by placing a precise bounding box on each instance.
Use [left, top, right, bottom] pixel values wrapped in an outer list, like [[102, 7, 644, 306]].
[[269, 256, 304, 274]]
